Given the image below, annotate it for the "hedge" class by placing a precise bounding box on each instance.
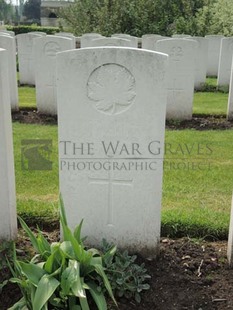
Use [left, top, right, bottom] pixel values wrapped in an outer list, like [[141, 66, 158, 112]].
[[6, 25, 60, 35]]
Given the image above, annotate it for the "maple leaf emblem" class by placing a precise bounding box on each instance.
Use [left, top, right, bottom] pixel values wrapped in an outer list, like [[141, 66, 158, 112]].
[[87, 64, 136, 115]]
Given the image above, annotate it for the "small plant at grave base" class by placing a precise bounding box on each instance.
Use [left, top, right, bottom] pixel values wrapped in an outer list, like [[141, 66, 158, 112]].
[[7, 197, 117, 310], [100, 239, 151, 304]]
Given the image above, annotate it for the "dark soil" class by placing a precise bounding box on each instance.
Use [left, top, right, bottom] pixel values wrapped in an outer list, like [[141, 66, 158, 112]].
[[12, 109, 233, 130], [1, 232, 233, 310]]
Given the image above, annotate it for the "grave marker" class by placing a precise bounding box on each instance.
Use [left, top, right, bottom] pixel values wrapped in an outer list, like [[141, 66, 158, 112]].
[[17, 33, 43, 85], [217, 37, 233, 87], [0, 35, 18, 110], [155, 38, 197, 120], [57, 47, 168, 255], [0, 48, 17, 240], [90, 37, 134, 47], [205, 35, 224, 76], [186, 37, 208, 90], [34, 35, 75, 114]]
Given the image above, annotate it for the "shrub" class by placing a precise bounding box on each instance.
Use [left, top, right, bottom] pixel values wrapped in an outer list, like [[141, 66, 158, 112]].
[[8, 198, 117, 310], [101, 239, 151, 304], [6, 25, 60, 35]]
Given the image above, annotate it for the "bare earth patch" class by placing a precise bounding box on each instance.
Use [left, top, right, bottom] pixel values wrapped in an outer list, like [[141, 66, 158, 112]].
[[12, 109, 233, 130], [1, 230, 233, 310]]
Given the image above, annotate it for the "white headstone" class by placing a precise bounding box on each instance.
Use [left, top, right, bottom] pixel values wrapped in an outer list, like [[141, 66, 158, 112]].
[[186, 37, 208, 89], [90, 37, 134, 47], [205, 35, 224, 76], [0, 30, 15, 36], [30, 31, 47, 36], [155, 38, 197, 120], [57, 47, 168, 255], [35, 36, 75, 114], [111, 34, 138, 48], [227, 194, 233, 267], [0, 35, 18, 110], [0, 48, 17, 240], [217, 37, 233, 87], [55, 32, 76, 45], [17, 33, 43, 85], [142, 35, 168, 50], [172, 34, 191, 38], [227, 55, 233, 120], [80, 33, 104, 48]]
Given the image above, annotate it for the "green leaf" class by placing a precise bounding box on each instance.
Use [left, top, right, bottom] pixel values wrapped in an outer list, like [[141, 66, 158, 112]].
[[94, 264, 117, 306], [32, 275, 60, 310], [61, 260, 86, 298], [0, 279, 8, 292], [36, 229, 51, 257], [59, 194, 68, 226], [60, 241, 75, 258], [87, 282, 107, 310], [18, 217, 40, 253], [19, 262, 46, 286], [73, 219, 84, 244], [7, 297, 27, 310], [79, 296, 90, 310]]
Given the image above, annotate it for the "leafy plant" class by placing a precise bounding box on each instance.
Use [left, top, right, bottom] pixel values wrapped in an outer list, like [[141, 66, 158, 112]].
[[101, 239, 151, 304], [8, 197, 117, 310]]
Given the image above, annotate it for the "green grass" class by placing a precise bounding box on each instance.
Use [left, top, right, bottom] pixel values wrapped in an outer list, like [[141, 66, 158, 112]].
[[162, 129, 233, 239], [18, 86, 36, 108], [193, 92, 228, 115], [13, 123, 59, 225], [18, 79, 229, 116], [13, 122, 233, 239], [206, 77, 217, 87]]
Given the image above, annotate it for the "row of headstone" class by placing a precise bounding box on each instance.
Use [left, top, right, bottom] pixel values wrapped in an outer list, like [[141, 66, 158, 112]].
[[4, 29, 233, 120], [0, 48, 17, 240], [1, 41, 233, 259]]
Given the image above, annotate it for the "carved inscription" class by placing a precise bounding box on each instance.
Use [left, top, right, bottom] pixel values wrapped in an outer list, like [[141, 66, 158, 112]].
[[87, 64, 136, 115]]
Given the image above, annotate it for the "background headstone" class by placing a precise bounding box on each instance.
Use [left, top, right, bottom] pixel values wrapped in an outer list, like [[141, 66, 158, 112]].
[[30, 31, 47, 36], [111, 34, 138, 48], [205, 35, 224, 76], [90, 37, 135, 47], [217, 37, 233, 87], [187, 37, 208, 90], [0, 35, 18, 110], [80, 33, 104, 48], [141, 35, 168, 50], [35, 36, 75, 114], [227, 55, 233, 120], [0, 48, 17, 240], [172, 34, 191, 38], [0, 30, 15, 36], [55, 32, 76, 45], [17, 33, 43, 85], [155, 38, 197, 120], [57, 47, 168, 255]]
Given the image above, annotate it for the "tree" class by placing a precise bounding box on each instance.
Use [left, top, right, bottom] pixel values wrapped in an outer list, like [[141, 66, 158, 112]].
[[0, 0, 14, 22], [60, 0, 207, 36], [23, 0, 41, 21]]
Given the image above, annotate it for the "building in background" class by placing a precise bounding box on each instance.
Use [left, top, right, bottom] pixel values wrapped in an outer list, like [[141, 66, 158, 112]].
[[40, 0, 73, 27]]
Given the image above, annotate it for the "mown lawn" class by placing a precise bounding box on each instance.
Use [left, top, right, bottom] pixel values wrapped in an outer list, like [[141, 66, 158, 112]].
[[18, 78, 229, 116], [13, 122, 233, 238]]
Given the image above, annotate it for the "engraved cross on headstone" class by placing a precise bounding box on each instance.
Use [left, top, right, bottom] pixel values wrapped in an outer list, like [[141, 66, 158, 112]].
[[89, 168, 133, 226]]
